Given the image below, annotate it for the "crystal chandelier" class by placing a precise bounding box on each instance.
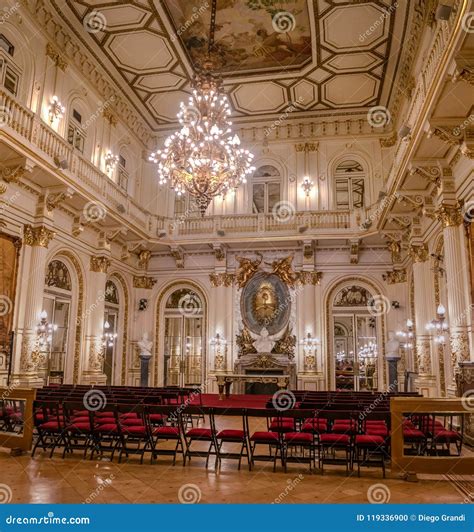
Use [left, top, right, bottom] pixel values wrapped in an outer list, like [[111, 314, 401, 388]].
[[149, 0, 255, 216]]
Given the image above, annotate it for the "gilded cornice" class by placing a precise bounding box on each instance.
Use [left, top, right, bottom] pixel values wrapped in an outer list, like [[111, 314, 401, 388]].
[[46, 42, 68, 71], [23, 224, 55, 247], [436, 203, 463, 228], [383, 268, 407, 284], [209, 273, 234, 287], [409, 243, 429, 263], [297, 271, 322, 285]]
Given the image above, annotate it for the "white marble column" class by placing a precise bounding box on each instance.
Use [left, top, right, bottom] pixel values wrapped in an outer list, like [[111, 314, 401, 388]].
[[81, 256, 110, 385], [410, 243, 437, 396], [438, 204, 472, 392], [14, 224, 55, 387]]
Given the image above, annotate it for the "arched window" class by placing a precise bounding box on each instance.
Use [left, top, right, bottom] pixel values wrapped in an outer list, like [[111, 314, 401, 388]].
[[42, 260, 73, 384], [67, 106, 86, 153], [252, 165, 281, 214], [334, 160, 365, 210], [0, 33, 21, 96]]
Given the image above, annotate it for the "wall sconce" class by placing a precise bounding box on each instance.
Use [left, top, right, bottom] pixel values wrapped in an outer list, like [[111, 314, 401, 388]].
[[397, 318, 414, 349], [102, 320, 117, 348], [105, 152, 119, 172], [48, 96, 65, 125], [36, 310, 57, 352], [301, 332, 319, 373], [210, 333, 227, 372], [301, 176, 314, 197], [426, 304, 448, 344]]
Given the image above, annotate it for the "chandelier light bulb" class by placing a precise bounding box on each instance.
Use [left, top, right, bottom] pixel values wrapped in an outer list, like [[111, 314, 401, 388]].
[[437, 304, 446, 316]]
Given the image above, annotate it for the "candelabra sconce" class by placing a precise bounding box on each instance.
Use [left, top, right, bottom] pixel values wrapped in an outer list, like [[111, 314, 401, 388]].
[[426, 304, 448, 344], [48, 95, 65, 125], [301, 332, 319, 373], [105, 152, 119, 173], [210, 333, 227, 372], [301, 176, 314, 197], [397, 318, 415, 368], [36, 310, 58, 352], [102, 320, 117, 350]]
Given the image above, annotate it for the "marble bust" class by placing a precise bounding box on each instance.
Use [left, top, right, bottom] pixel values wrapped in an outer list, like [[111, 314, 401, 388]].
[[138, 332, 153, 359], [385, 331, 400, 360]]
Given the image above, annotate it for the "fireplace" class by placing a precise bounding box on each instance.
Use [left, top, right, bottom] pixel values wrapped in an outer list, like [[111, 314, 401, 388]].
[[244, 369, 284, 395]]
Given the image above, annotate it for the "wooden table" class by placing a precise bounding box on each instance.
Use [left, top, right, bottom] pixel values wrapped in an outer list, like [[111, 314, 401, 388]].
[[215, 373, 290, 400]]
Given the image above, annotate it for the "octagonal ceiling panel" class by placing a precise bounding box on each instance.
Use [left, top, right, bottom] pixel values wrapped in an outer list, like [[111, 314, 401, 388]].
[[57, 0, 412, 130]]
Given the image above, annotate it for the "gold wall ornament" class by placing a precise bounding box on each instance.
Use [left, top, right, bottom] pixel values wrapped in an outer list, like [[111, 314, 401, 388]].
[[303, 243, 313, 259], [383, 268, 407, 284], [409, 243, 429, 263], [236, 327, 255, 357], [102, 107, 118, 127], [209, 273, 234, 287], [214, 245, 226, 261], [235, 252, 262, 288], [272, 326, 296, 359], [23, 225, 55, 247], [88, 338, 105, 372], [252, 280, 278, 325], [416, 338, 432, 374], [387, 240, 402, 263], [450, 331, 470, 365], [90, 256, 111, 273], [255, 354, 275, 369], [0, 183, 7, 195], [295, 142, 318, 152], [437, 203, 463, 228], [137, 249, 152, 270], [133, 275, 157, 289], [267, 255, 298, 287], [380, 133, 397, 148], [297, 271, 322, 285]]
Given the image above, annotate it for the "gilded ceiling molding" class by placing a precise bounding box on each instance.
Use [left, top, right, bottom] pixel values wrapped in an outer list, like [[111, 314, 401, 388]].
[[295, 142, 318, 152], [379, 133, 397, 148], [45, 188, 74, 213], [297, 271, 322, 285], [213, 244, 226, 262], [383, 268, 407, 284], [436, 203, 463, 227], [209, 273, 234, 287], [409, 165, 442, 187], [0, 183, 7, 195], [27, 1, 151, 144], [133, 275, 157, 289], [102, 107, 118, 127], [46, 42, 68, 71], [409, 243, 429, 263], [90, 256, 111, 273], [23, 224, 55, 247]]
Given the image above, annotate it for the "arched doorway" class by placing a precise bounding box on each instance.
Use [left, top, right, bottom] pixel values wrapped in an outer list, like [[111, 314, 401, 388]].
[[161, 287, 205, 387], [42, 259, 73, 384], [328, 282, 385, 391]]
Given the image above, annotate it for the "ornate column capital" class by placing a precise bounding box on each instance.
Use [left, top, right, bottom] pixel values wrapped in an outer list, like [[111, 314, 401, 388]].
[[437, 203, 463, 228], [209, 273, 234, 287], [133, 275, 156, 289], [46, 42, 68, 71], [23, 224, 55, 247], [409, 243, 429, 263], [383, 268, 407, 284], [297, 271, 322, 285], [90, 256, 111, 273]]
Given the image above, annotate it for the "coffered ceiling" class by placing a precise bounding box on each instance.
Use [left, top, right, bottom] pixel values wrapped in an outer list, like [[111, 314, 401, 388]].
[[51, 0, 414, 131]]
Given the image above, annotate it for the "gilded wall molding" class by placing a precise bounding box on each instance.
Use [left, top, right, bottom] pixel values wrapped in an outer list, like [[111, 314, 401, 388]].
[[409, 243, 429, 263], [23, 224, 55, 247], [46, 42, 68, 71], [437, 203, 463, 228], [383, 268, 407, 284], [109, 272, 129, 385], [297, 271, 322, 285], [90, 256, 111, 273]]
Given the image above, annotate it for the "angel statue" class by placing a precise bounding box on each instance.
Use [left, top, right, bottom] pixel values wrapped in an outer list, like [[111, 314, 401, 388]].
[[250, 327, 280, 354], [267, 255, 298, 287], [235, 252, 263, 288]]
